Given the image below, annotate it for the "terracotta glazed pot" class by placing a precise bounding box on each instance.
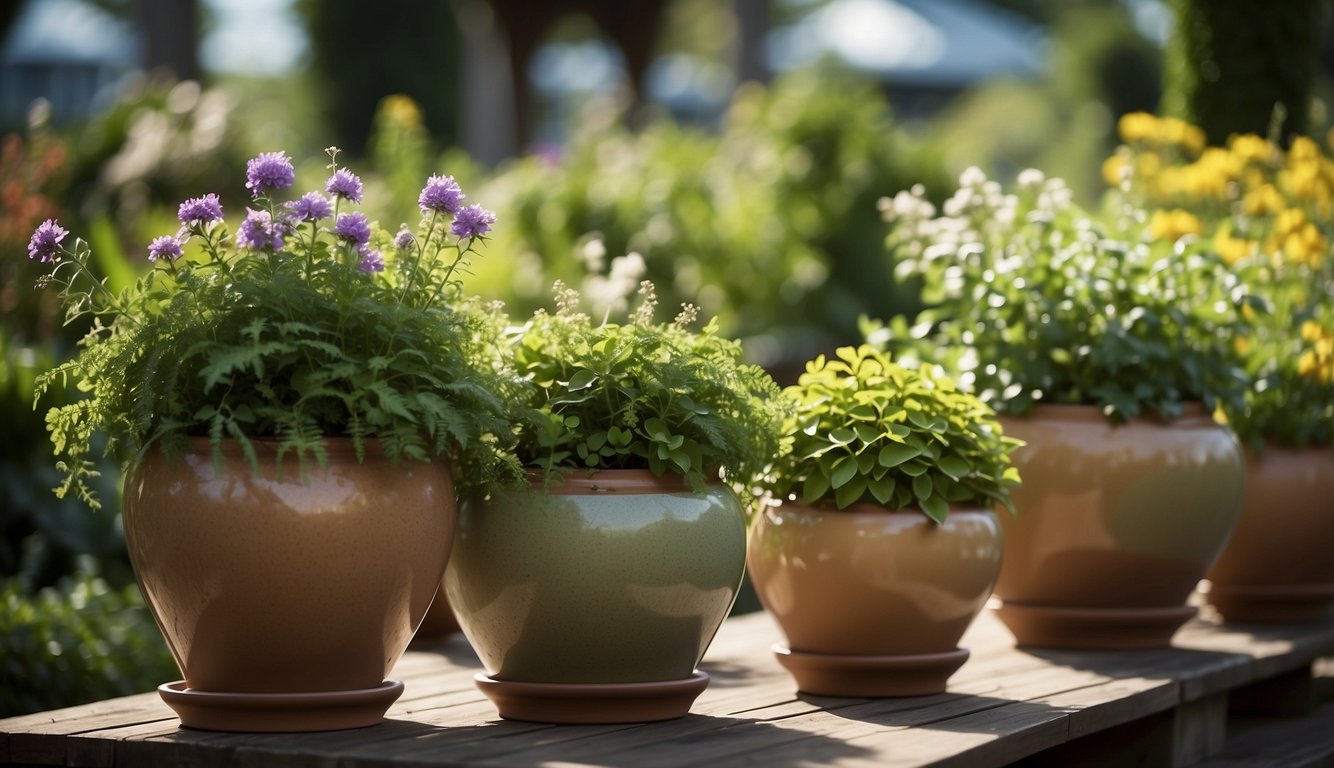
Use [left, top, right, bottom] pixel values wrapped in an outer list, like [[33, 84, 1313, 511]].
[[747, 502, 1002, 696], [1206, 445, 1334, 622], [993, 404, 1244, 648], [413, 583, 462, 644], [123, 439, 455, 731], [444, 469, 746, 724]]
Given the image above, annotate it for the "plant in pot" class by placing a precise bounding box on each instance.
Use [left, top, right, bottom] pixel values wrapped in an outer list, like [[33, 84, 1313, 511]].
[[875, 165, 1253, 648], [749, 344, 1021, 696], [1108, 117, 1334, 622], [27, 149, 517, 731], [443, 280, 787, 724]]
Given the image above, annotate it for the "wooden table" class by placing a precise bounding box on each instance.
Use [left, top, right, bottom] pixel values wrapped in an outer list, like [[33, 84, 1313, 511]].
[[5, 606, 1334, 768]]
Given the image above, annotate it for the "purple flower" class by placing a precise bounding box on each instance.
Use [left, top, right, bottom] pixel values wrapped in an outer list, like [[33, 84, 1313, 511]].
[[325, 169, 363, 202], [245, 151, 295, 197], [237, 209, 285, 250], [418, 174, 464, 215], [27, 219, 67, 263], [334, 212, 371, 246], [177, 194, 224, 226], [358, 246, 385, 273], [147, 235, 183, 262], [450, 204, 496, 239], [285, 192, 333, 222], [393, 226, 414, 249]]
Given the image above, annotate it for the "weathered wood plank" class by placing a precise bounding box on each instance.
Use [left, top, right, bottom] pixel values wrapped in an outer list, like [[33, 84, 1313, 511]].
[[4, 605, 1334, 768], [1196, 697, 1334, 768]]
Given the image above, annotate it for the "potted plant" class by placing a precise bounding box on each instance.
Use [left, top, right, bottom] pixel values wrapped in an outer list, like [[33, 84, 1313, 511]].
[[877, 165, 1251, 648], [749, 345, 1021, 696], [1108, 117, 1334, 622], [26, 149, 517, 731], [443, 281, 786, 724]]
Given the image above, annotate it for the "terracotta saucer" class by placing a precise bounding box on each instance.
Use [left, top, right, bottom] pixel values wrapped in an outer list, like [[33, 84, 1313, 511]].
[[994, 601, 1197, 649], [1207, 582, 1334, 624], [158, 679, 403, 732], [772, 644, 970, 697], [473, 670, 709, 724]]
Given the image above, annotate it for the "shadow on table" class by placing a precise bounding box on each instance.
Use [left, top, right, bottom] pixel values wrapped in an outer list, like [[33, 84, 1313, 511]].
[[146, 712, 877, 767]]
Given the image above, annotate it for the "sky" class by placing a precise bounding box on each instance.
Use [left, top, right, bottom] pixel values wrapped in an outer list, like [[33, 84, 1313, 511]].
[[200, 0, 309, 76]]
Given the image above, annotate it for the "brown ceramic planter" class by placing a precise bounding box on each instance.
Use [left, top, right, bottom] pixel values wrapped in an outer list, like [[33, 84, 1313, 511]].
[[412, 583, 462, 645], [747, 501, 1003, 696], [993, 404, 1244, 648], [123, 439, 455, 731], [446, 469, 746, 724], [1206, 445, 1334, 622]]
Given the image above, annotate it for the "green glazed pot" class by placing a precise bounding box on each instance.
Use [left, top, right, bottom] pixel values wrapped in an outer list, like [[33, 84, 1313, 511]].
[[444, 469, 747, 684]]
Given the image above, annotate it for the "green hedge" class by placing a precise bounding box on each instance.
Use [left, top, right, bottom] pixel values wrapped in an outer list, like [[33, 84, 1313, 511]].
[[1, 563, 177, 717]]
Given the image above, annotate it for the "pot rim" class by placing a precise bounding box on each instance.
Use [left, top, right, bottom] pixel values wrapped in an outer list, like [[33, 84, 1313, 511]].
[[1001, 401, 1215, 426], [768, 499, 997, 519], [524, 467, 694, 494], [161, 435, 443, 461]]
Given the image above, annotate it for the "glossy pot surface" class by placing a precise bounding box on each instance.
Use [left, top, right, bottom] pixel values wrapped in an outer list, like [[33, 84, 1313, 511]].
[[748, 502, 1002, 655], [123, 440, 454, 693], [995, 404, 1243, 609], [445, 470, 746, 684], [1207, 445, 1334, 621]]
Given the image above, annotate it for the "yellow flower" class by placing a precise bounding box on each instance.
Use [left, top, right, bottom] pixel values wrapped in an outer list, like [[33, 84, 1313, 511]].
[[1234, 336, 1252, 356], [1149, 209, 1203, 241], [1212, 227, 1254, 266], [381, 94, 423, 128], [1288, 135, 1322, 165], [1298, 350, 1332, 383], [1229, 134, 1276, 165], [1242, 184, 1285, 216], [1118, 112, 1159, 144], [1102, 153, 1130, 187], [1283, 223, 1327, 267], [1161, 117, 1206, 154], [1298, 322, 1334, 382]]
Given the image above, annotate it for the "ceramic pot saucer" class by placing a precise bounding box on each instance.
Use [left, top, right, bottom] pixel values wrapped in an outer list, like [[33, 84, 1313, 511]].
[[1208, 582, 1334, 623], [474, 670, 709, 724], [773, 644, 969, 697], [994, 601, 1197, 649], [158, 679, 403, 732]]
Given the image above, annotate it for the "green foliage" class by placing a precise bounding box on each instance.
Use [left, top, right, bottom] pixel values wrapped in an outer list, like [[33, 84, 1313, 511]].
[[765, 346, 1021, 523], [1, 561, 178, 717], [469, 67, 948, 363], [503, 281, 787, 496], [880, 168, 1256, 423], [1103, 119, 1334, 448], [1162, 0, 1323, 145], [32, 150, 519, 507]]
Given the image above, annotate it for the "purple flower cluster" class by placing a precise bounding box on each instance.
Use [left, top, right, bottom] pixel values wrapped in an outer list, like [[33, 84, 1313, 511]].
[[358, 248, 385, 273], [451, 204, 496, 239], [147, 235, 183, 262], [393, 226, 414, 249], [27, 219, 67, 262], [334, 212, 371, 247], [177, 194, 224, 226], [285, 192, 333, 222], [325, 169, 363, 203], [418, 175, 464, 215], [237, 209, 286, 251], [245, 151, 295, 197]]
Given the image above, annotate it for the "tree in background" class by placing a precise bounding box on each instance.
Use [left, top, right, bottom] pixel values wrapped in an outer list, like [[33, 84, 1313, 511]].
[[297, 0, 462, 155], [1163, 0, 1327, 144]]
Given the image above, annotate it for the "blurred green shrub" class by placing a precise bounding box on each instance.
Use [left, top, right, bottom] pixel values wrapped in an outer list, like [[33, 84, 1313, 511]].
[[443, 67, 948, 374], [1, 561, 177, 717]]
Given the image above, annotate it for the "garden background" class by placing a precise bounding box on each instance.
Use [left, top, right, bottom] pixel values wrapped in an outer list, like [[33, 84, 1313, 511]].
[[1, 0, 1330, 717]]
